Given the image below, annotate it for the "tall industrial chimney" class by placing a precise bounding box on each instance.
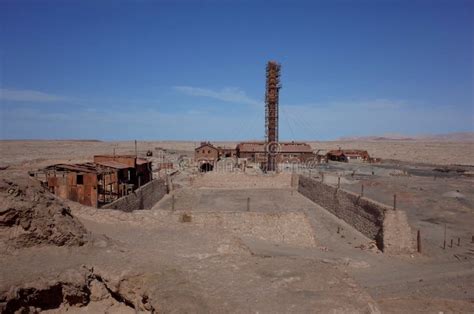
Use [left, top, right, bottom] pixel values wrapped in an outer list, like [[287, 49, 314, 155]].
[[265, 61, 281, 171]]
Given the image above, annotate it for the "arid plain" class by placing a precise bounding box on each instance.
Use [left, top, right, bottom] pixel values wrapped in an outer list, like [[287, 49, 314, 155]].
[[1, 139, 473, 313]]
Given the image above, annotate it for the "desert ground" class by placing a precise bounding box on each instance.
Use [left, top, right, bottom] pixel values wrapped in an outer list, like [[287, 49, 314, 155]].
[[1, 140, 473, 313]]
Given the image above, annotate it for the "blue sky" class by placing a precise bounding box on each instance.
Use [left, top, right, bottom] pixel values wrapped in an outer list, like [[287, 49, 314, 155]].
[[0, 0, 473, 141]]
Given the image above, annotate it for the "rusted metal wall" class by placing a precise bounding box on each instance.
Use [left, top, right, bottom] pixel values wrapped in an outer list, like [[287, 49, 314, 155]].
[[136, 163, 152, 186], [47, 172, 99, 207]]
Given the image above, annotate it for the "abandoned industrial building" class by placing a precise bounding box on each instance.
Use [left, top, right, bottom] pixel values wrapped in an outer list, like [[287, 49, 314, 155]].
[[194, 142, 220, 171], [236, 142, 315, 163], [30, 155, 153, 207], [194, 142, 239, 171], [194, 141, 316, 171], [326, 149, 371, 162]]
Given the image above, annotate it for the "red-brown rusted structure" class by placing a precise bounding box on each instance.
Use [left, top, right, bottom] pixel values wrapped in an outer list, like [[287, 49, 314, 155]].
[[265, 61, 281, 171], [31, 155, 153, 207]]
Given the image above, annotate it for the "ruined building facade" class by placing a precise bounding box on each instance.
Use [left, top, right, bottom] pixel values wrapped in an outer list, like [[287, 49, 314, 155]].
[[31, 155, 152, 207]]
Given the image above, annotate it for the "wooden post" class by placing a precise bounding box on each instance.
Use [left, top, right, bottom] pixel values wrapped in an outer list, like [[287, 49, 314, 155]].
[[104, 174, 107, 203], [337, 226, 340, 234], [337, 177, 340, 188], [450, 239, 453, 248], [443, 224, 446, 249], [321, 173, 324, 183], [457, 237, 460, 246], [247, 197, 250, 211], [417, 230, 421, 253], [135, 140, 138, 157], [361, 184, 364, 197], [393, 194, 397, 210]]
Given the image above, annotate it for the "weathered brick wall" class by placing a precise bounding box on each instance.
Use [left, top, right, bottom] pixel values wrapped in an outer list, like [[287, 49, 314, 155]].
[[102, 178, 168, 212], [298, 175, 414, 253], [298, 175, 388, 249]]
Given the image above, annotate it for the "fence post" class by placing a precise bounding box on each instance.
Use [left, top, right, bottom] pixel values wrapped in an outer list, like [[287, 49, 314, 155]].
[[393, 194, 397, 210], [417, 230, 421, 253], [247, 197, 250, 211], [361, 184, 364, 197], [337, 177, 340, 189]]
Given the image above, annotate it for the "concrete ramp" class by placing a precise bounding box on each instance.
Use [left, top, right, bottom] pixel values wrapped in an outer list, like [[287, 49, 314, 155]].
[[383, 210, 415, 255]]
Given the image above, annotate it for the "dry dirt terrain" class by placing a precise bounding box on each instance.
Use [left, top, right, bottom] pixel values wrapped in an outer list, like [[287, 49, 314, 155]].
[[0, 140, 473, 313]]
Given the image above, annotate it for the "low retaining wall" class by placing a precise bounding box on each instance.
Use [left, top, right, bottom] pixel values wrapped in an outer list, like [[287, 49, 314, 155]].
[[298, 175, 414, 253], [102, 178, 168, 212], [183, 211, 316, 248]]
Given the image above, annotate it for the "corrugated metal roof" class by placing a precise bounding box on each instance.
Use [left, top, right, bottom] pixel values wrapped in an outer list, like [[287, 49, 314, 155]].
[[136, 158, 151, 165], [45, 163, 100, 173], [327, 150, 369, 158], [94, 154, 136, 158], [195, 142, 219, 151], [96, 161, 130, 169], [281, 143, 313, 153], [237, 142, 266, 153], [327, 150, 345, 156]]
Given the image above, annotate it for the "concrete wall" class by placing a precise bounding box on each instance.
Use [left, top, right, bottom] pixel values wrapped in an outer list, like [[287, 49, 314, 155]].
[[298, 175, 414, 253], [102, 178, 168, 212]]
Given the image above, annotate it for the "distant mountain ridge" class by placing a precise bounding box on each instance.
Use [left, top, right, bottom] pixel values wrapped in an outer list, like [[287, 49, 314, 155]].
[[337, 132, 474, 142]]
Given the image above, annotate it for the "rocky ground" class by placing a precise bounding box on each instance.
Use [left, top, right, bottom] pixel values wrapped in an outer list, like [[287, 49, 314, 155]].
[[0, 177, 89, 252], [0, 140, 473, 313]]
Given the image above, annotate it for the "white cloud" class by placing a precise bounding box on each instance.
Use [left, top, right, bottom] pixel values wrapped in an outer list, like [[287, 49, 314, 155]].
[[174, 86, 261, 106], [0, 88, 68, 103]]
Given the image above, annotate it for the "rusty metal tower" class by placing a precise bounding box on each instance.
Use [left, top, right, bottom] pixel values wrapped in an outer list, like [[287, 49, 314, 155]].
[[265, 61, 281, 171]]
